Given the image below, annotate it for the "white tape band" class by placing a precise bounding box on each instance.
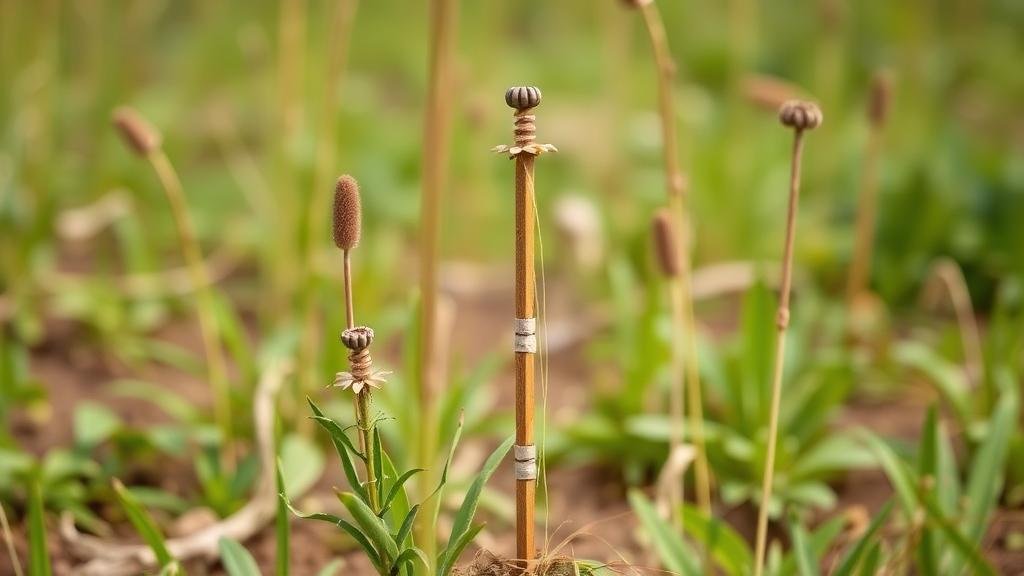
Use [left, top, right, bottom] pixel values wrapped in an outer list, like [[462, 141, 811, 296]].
[[514, 317, 537, 353], [514, 444, 537, 480]]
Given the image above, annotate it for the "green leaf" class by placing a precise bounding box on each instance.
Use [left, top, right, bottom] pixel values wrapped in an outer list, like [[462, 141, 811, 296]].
[[395, 504, 419, 548], [628, 490, 699, 576], [338, 491, 400, 563], [438, 436, 513, 574], [680, 504, 751, 576], [73, 402, 122, 449], [112, 478, 174, 568], [858, 431, 917, 518], [437, 524, 485, 576], [28, 473, 51, 576], [279, 434, 325, 497], [381, 468, 424, 516], [307, 401, 367, 504], [893, 342, 971, 427], [788, 516, 820, 576], [219, 538, 262, 576], [283, 497, 383, 571], [915, 484, 997, 576], [275, 458, 290, 576], [315, 559, 344, 576], [372, 426, 384, 507], [390, 547, 429, 576], [832, 501, 892, 576]]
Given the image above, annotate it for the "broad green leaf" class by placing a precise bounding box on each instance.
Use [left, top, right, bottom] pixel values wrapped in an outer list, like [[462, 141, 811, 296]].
[[788, 516, 819, 576], [219, 538, 262, 576], [680, 504, 751, 576], [628, 490, 699, 576], [338, 491, 400, 562], [73, 402, 121, 449]]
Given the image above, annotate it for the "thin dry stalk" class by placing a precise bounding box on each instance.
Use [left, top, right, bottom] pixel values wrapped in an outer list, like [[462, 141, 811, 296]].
[[846, 71, 892, 308], [752, 100, 823, 576], [113, 107, 234, 468], [923, 259, 984, 389], [298, 0, 359, 400], [416, 0, 458, 561], [635, 0, 713, 521], [0, 502, 22, 576]]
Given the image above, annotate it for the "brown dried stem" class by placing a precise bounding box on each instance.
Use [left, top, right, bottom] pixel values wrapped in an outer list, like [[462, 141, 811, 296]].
[[637, 0, 713, 524]]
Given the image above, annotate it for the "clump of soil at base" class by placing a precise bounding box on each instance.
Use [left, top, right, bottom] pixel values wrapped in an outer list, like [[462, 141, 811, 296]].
[[455, 551, 596, 576]]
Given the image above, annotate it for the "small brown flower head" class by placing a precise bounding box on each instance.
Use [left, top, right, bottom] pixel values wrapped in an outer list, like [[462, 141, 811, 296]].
[[333, 175, 362, 251], [112, 107, 161, 156], [340, 326, 374, 350], [651, 209, 680, 278], [505, 86, 542, 110], [867, 71, 892, 127], [779, 100, 823, 131]]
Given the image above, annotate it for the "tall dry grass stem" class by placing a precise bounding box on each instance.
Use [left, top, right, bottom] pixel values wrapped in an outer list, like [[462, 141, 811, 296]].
[[495, 85, 556, 569], [846, 71, 892, 308], [630, 0, 713, 522], [298, 0, 359, 405], [112, 107, 233, 468], [752, 100, 823, 576], [416, 0, 457, 563]]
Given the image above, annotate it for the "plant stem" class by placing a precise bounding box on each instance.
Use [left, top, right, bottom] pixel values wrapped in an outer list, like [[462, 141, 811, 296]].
[[846, 120, 883, 308], [298, 0, 359, 401], [148, 150, 233, 468], [417, 0, 456, 564], [753, 129, 807, 576], [355, 390, 379, 513], [639, 1, 713, 520]]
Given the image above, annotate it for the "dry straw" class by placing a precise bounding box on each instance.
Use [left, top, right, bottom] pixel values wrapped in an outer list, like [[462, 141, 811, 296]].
[[625, 0, 713, 526], [112, 106, 233, 467], [846, 70, 892, 309], [752, 100, 823, 576]]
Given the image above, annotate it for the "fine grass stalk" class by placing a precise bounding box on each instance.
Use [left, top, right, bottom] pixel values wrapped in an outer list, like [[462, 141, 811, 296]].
[[629, 0, 713, 520], [416, 0, 457, 564], [0, 501, 23, 576], [846, 71, 892, 308], [752, 100, 823, 576], [112, 107, 233, 467]]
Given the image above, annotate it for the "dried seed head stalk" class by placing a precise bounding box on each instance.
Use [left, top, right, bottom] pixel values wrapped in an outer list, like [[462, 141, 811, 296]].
[[333, 175, 362, 251], [753, 99, 823, 576], [867, 71, 892, 128], [652, 209, 680, 278], [112, 107, 161, 156], [335, 327, 389, 395]]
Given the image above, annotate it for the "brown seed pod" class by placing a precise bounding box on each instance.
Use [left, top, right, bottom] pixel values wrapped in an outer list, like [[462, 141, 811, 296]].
[[333, 175, 362, 251], [112, 107, 161, 156], [340, 326, 374, 350], [778, 100, 824, 131], [505, 86, 542, 110], [651, 209, 680, 278], [867, 71, 892, 127]]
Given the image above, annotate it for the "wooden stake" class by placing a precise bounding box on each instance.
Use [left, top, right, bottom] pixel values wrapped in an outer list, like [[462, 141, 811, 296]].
[[497, 86, 556, 569]]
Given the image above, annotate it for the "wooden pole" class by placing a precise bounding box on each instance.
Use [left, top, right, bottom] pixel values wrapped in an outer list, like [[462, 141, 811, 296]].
[[500, 85, 553, 569]]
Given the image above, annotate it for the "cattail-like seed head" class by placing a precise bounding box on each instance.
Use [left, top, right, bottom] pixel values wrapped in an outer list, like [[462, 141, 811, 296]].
[[333, 175, 362, 251], [867, 71, 892, 127], [779, 100, 823, 131], [112, 107, 161, 156], [619, 0, 653, 7], [651, 209, 680, 278]]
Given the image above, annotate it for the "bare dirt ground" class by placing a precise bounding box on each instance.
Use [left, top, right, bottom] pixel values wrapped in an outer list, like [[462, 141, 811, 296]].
[[3, 281, 1024, 575]]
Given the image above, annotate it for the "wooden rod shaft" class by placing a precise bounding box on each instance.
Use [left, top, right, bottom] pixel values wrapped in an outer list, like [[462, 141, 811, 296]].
[[514, 147, 536, 564]]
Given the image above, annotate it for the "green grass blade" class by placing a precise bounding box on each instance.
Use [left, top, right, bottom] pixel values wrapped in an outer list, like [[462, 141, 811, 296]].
[[382, 468, 424, 516], [788, 516, 820, 576], [112, 478, 174, 568], [858, 431, 917, 518], [283, 497, 383, 571], [680, 504, 751, 576], [438, 436, 513, 572], [275, 458, 290, 576], [437, 524, 485, 576], [915, 485, 997, 576], [627, 490, 700, 576], [28, 473, 51, 576], [338, 490, 400, 563], [395, 504, 419, 548], [307, 401, 368, 503], [219, 538, 262, 576], [832, 501, 892, 576]]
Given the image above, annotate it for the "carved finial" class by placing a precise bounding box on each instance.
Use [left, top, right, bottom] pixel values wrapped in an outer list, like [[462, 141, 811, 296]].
[[505, 86, 542, 110]]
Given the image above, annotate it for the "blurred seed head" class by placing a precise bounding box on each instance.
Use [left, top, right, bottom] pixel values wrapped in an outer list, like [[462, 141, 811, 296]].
[[505, 86, 542, 110], [779, 100, 823, 131], [112, 107, 161, 156], [651, 209, 680, 278], [742, 74, 806, 111], [867, 71, 892, 127], [619, 0, 653, 7], [333, 175, 362, 251]]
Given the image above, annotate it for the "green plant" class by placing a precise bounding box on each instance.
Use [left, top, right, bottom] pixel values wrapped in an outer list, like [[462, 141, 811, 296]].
[[289, 399, 512, 576]]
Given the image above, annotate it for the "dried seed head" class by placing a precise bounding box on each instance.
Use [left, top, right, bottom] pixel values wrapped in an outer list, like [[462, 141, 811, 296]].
[[867, 71, 892, 127], [340, 326, 374, 351], [619, 0, 653, 7], [742, 74, 805, 111], [112, 107, 161, 156], [651, 209, 680, 278], [779, 100, 824, 131], [333, 175, 362, 251], [505, 86, 542, 110]]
